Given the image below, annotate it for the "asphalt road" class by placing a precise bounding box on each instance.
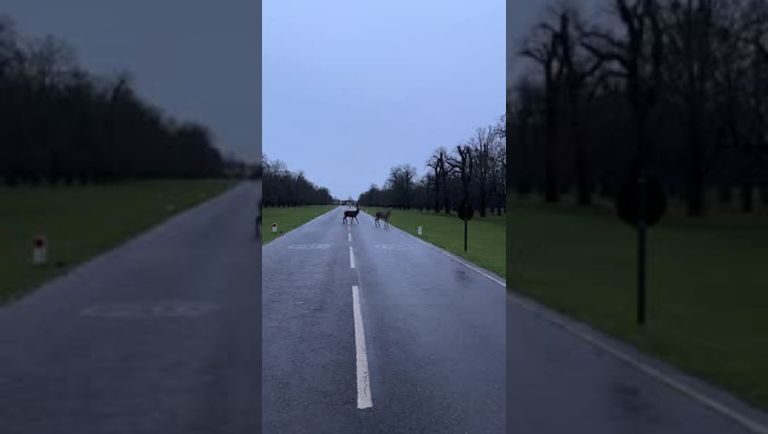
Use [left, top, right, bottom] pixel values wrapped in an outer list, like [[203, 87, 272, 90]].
[[4, 193, 766, 434], [507, 292, 768, 434], [262, 207, 506, 433], [264, 206, 768, 434], [0, 181, 261, 434]]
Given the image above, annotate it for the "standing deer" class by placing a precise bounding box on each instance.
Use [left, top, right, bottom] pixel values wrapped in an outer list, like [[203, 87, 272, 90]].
[[343, 204, 360, 224], [374, 208, 392, 228]]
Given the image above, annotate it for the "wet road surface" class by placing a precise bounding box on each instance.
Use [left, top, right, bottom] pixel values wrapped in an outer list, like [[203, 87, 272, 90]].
[[263, 206, 768, 434], [507, 292, 768, 434], [262, 207, 506, 433], [4, 194, 766, 434], [0, 182, 261, 434]]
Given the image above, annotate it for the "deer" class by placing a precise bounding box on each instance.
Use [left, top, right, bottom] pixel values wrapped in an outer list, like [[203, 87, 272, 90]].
[[343, 204, 360, 224], [374, 208, 392, 228]]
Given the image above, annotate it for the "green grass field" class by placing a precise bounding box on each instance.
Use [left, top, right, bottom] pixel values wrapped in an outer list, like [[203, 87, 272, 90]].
[[261, 205, 336, 245], [0, 180, 235, 304], [508, 194, 768, 408], [380, 208, 506, 278]]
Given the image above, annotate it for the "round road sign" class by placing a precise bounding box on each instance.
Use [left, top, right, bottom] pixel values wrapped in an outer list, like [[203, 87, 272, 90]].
[[616, 176, 667, 227], [457, 202, 474, 221]]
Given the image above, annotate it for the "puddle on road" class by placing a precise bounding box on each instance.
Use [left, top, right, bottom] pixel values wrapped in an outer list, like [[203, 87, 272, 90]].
[[80, 302, 219, 318]]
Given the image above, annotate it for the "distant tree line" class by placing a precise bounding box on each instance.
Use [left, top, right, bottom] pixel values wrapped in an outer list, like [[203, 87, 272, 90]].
[[358, 116, 506, 217], [0, 15, 226, 185], [511, 0, 768, 215], [261, 154, 334, 206]]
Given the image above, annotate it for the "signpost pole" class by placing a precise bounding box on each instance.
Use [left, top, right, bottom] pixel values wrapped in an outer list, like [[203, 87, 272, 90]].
[[617, 175, 665, 327], [458, 202, 473, 252], [637, 219, 647, 325], [464, 218, 468, 252], [637, 178, 647, 325]]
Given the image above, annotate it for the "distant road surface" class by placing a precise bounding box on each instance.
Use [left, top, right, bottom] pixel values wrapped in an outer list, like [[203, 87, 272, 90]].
[[0, 182, 261, 434]]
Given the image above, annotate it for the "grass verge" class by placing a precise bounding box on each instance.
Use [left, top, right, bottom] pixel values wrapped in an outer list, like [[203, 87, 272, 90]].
[[508, 194, 768, 409], [380, 208, 506, 279], [261, 205, 336, 245], [0, 179, 235, 304]]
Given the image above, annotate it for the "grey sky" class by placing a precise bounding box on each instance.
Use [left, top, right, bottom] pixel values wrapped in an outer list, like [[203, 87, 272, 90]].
[[2, 0, 259, 163], [263, 0, 505, 200]]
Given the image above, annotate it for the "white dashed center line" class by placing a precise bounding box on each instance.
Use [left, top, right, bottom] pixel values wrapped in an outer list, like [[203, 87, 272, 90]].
[[352, 285, 372, 409]]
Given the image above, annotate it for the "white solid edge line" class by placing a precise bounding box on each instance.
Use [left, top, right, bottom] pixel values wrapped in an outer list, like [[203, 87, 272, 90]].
[[349, 246, 355, 269], [512, 297, 768, 434], [352, 285, 373, 409], [381, 216, 506, 287], [371, 212, 768, 433]]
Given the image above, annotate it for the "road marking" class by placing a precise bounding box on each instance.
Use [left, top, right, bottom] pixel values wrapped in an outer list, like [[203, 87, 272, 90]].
[[374, 244, 410, 251], [511, 294, 768, 434], [349, 233, 352, 243], [287, 243, 331, 250], [352, 285, 373, 409], [349, 246, 355, 269]]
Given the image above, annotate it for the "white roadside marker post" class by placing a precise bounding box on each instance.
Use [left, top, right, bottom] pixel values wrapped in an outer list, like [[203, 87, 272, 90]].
[[33, 235, 47, 266], [272, 223, 278, 233], [417, 226, 423, 236]]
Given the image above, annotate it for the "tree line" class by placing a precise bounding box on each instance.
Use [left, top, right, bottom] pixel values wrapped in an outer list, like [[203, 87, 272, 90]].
[[511, 0, 768, 215], [261, 155, 334, 206], [0, 15, 226, 185], [358, 116, 506, 217]]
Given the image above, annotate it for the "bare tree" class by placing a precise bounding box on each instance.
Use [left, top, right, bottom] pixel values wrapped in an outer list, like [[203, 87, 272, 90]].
[[582, 0, 666, 179], [522, 13, 568, 202], [469, 126, 496, 217], [448, 144, 474, 207], [427, 148, 444, 213], [664, 0, 719, 216], [386, 164, 418, 209], [427, 146, 454, 213]]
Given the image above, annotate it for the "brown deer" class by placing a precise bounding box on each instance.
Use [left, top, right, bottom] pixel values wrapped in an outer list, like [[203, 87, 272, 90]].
[[374, 208, 392, 228], [343, 204, 360, 224]]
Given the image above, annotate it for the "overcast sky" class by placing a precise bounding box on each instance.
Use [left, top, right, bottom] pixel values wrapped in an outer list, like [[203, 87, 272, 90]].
[[263, 0, 505, 200], [1, 0, 260, 163]]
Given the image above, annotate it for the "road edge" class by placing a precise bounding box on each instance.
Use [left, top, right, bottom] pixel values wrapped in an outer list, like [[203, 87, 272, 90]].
[[359, 211, 507, 288], [2, 181, 247, 308], [361, 211, 768, 433], [262, 206, 340, 248], [509, 287, 768, 433]]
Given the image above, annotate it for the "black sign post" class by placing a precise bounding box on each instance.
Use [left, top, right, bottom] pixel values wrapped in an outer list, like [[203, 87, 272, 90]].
[[616, 176, 666, 325], [637, 179, 647, 325], [457, 202, 474, 251]]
